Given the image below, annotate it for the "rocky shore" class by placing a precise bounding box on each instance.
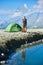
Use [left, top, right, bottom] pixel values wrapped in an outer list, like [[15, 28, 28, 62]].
[[0, 29, 43, 61]]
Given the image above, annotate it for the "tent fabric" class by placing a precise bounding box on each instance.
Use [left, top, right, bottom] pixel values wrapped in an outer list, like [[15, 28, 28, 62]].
[[5, 23, 22, 32]]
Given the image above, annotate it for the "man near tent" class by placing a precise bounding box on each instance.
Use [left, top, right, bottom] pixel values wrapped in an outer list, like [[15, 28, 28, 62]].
[[22, 16, 27, 32]]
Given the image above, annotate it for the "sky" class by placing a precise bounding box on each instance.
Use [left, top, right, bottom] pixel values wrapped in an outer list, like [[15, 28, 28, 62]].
[[0, 0, 37, 9], [0, 0, 43, 28]]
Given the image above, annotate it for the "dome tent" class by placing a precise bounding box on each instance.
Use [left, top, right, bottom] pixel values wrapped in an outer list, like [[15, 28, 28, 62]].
[[5, 23, 22, 32]]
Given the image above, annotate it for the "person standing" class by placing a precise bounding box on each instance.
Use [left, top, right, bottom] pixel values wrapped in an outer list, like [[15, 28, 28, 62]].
[[22, 16, 27, 32]]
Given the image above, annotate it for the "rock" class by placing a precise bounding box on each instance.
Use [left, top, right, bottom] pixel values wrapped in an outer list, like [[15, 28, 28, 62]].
[[0, 29, 43, 61]]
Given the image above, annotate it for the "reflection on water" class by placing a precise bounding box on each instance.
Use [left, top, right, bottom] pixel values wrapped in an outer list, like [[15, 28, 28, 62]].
[[6, 44, 43, 65], [21, 49, 26, 61]]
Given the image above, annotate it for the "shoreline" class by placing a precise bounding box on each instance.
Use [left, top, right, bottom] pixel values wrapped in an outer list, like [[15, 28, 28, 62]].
[[16, 39, 43, 52]]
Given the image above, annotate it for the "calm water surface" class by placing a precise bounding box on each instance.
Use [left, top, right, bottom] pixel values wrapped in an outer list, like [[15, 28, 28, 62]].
[[6, 44, 43, 65]]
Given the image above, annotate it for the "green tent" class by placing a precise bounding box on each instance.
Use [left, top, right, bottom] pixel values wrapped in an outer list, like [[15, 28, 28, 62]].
[[5, 23, 22, 32]]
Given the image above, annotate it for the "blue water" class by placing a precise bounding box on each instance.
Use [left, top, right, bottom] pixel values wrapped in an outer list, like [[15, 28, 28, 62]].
[[6, 44, 43, 65]]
